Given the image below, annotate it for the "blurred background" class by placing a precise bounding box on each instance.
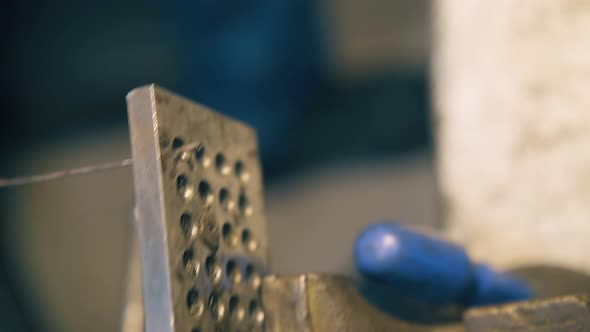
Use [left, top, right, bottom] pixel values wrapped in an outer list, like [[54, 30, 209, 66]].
[[0, 0, 435, 331]]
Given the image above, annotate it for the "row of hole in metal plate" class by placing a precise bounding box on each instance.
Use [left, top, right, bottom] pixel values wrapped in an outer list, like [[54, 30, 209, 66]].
[[171, 137, 264, 331]]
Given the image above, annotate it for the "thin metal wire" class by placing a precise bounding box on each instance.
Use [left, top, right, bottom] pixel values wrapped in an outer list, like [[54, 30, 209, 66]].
[[0, 143, 202, 189], [0, 158, 133, 188]]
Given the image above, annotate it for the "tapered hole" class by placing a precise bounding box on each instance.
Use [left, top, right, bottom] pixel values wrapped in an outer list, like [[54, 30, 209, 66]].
[[238, 193, 248, 211], [180, 213, 192, 235], [208, 292, 218, 310], [205, 255, 216, 273], [219, 188, 229, 206], [245, 264, 254, 279], [172, 137, 184, 149], [222, 222, 232, 238], [182, 249, 194, 267], [198, 180, 212, 201], [177, 175, 188, 191], [195, 145, 206, 161], [215, 153, 225, 172], [229, 296, 239, 313], [226, 260, 237, 276], [248, 300, 258, 317], [235, 160, 244, 177], [241, 229, 251, 245], [186, 288, 199, 308]]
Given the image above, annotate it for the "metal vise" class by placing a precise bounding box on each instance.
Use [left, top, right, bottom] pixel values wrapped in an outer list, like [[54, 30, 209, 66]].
[[124, 85, 590, 332]]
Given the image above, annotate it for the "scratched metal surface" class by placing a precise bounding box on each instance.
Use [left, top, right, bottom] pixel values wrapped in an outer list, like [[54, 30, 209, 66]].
[[261, 274, 462, 332], [464, 295, 590, 332], [127, 85, 267, 332]]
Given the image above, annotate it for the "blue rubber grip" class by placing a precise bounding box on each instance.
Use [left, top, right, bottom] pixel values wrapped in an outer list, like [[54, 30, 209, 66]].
[[354, 223, 533, 306]]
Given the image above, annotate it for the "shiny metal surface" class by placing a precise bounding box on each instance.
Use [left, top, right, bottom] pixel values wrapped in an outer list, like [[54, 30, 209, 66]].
[[121, 211, 144, 332], [262, 270, 590, 332], [127, 85, 268, 332], [464, 295, 590, 332], [262, 273, 461, 332]]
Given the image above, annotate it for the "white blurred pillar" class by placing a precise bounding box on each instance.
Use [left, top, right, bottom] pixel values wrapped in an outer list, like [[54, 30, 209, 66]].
[[433, 1, 590, 272]]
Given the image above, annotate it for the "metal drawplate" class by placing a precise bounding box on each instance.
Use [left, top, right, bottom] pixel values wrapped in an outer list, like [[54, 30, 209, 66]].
[[127, 85, 268, 332]]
